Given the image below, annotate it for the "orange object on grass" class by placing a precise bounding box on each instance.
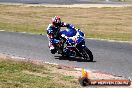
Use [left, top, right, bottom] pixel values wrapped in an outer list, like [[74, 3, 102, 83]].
[[82, 68, 89, 77]]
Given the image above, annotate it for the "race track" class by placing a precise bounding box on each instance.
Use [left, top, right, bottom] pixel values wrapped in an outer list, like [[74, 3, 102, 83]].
[[0, 31, 132, 78]]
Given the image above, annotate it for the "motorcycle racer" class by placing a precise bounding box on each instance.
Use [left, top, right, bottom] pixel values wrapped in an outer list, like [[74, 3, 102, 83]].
[[46, 16, 78, 54]]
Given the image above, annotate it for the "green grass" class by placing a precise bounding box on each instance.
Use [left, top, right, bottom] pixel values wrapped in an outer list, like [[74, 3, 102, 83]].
[[61, 76, 75, 81], [0, 22, 43, 33], [0, 58, 80, 88], [0, 4, 132, 41]]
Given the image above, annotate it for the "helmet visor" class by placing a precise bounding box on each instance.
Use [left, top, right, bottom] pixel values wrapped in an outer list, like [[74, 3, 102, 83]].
[[53, 22, 60, 27]]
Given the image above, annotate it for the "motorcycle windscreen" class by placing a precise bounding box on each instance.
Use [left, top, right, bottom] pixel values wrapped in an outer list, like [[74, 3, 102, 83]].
[[65, 28, 77, 37]]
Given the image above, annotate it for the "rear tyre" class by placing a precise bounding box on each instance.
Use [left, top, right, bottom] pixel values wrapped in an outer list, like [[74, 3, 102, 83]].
[[82, 47, 93, 62]]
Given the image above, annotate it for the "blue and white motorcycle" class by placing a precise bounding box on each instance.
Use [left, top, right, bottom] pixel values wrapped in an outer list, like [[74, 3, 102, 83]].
[[55, 27, 93, 62]]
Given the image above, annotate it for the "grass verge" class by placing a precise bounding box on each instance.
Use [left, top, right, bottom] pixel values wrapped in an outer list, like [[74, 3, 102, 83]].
[[0, 58, 81, 88], [0, 56, 131, 88], [0, 4, 132, 41]]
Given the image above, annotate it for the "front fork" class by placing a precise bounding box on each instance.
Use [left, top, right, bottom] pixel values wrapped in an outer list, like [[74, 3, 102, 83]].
[[76, 39, 86, 57]]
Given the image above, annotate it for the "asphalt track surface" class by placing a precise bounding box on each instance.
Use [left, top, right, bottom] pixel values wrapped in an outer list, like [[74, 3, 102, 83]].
[[0, 0, 97, 4], [0, 31, 132, 78], [0, 0, 132, 4]]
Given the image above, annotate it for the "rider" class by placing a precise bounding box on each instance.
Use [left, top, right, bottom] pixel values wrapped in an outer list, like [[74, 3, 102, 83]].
[[46, 16, 79, 54]]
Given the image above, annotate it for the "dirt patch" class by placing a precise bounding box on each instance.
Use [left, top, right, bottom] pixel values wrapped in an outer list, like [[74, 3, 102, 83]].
[[1, 3, 132, 8], [52, 65, 81, 78], [6, 3, 132, 8], [41, 4, 132, 8]]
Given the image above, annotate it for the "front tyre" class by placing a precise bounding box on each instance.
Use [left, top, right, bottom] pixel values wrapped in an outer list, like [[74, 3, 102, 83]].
[[82, 47, 93, 62]]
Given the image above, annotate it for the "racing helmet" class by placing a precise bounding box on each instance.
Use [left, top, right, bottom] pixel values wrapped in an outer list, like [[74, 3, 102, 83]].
[[52, 16, 61, 27]]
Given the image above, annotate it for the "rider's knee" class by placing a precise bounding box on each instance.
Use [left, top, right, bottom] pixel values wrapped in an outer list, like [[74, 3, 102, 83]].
[[50, 49, 56, 54]]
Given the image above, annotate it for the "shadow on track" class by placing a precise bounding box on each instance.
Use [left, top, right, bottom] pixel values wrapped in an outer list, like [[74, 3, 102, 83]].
[[54, 56, 96, 62]]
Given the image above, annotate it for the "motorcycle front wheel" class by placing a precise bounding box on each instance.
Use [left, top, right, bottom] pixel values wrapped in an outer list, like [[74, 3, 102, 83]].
[[82, 47, 93, 62]]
